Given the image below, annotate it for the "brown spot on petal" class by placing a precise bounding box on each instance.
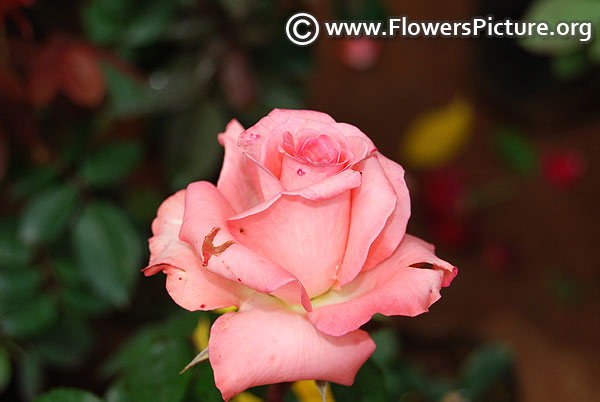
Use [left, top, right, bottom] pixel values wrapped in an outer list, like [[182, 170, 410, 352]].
[[201, 227, 235, 266]]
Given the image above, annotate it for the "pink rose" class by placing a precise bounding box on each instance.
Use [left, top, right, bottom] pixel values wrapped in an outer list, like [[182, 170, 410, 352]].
[[144, 109, 457, 400]]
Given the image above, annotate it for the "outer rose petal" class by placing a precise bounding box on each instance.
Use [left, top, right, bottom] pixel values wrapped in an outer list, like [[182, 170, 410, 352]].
[[334, 122, 377, 154], [363, 153, 411, 271], [244, 154, 284, 202], [217, 119, 261, 213], [143, 190, 243, 310], [209, 295, 375, 401], [227, 191, 351, 297], [237, 111, 287, 177], [309, 235, 457, 336], [337, 155, 397, 287], [179, 182, 312, 311], [273, 109, 336, 123]]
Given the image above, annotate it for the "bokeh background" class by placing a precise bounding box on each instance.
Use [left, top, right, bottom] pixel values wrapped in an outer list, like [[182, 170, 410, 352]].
[[1, 0, 599, 401]]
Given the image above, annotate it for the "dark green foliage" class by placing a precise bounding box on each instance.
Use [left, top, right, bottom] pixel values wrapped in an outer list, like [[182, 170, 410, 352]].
[[459, 344, 513, 400], [330, 360, 390, 402], [0, 346, 11, 393], [33, 388, 104, 402], [80, 142, 142, 188], [72, 201, 142, 307], [19, 184, 80, 245], [102, 313, 204, 402]]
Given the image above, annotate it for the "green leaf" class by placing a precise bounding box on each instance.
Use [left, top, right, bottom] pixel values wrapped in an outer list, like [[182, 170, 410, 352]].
[[103, 312, 198, 377], [54, 259, 111, 316], [0, 266, 43, 301], [164, 103, 224, 190], [0, 220, 34, 268], [370, 328, 401, 370], [33, 388, 104, 402], [102, 64, 150, 116], [392, 362, 453, 401], [459, 344, 513, 399], [80, 142, 142, 188], [0, 346, 11, 393], [62, 286, 112, 316], [72, 201, 142, 307], [492, 127, 539, 176], [35, 317, 93, 368], [104, 314, 197, 402], [82, 0, 130, 45], [331, 360, 389, 402], [102, 331, 154, 378], [193, 363, 222, 402], [123, 339, 193, 402], [1, 294, 58, 338], [105, 380, 133, 402], [17, 351, 44, 400], [103, 61, 206, 117], [10, 167, 59, 200], [83, 0, 175, 47], [520, 0, 600, 55], [19, 184, 80, 245], [122, 1, 176, 47]]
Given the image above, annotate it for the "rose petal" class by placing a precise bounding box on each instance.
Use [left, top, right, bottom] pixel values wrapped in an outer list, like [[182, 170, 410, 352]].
[[244, 153, 284, 202], [217, 119, 261, 213], [273, 109, 337, 123], [345, 136, 371, 163], [238, 112, 287, 177], [363, 154, 411, 271], [142, 190, 243, 311], [239, 110, 353, 179], [284, 168, 362, 201], [209, 294, 375, 401], [279, 153, 344, 190], [334, 122, 376, 154], [336, 155, 397, 287], [179, 182, 311, 311], [227, 191, 352, 297], [309, 234, 457, 336]]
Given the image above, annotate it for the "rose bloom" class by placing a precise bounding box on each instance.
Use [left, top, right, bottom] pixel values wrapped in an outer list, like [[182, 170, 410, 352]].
[[144, 109, 457, 400]]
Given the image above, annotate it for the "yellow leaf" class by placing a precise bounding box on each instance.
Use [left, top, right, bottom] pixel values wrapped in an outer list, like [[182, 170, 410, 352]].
[[192, 316, 210, 352], [291, 380, 335, 402], [401, 97, 473, 169], [233, 392, 263, 402]]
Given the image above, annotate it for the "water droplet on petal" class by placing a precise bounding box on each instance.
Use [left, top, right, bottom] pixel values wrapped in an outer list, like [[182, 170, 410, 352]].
[[297, 169, 305, 176]]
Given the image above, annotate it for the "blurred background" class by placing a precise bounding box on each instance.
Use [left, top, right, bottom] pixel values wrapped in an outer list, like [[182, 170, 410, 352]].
[[0, 0, 599, 401]]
